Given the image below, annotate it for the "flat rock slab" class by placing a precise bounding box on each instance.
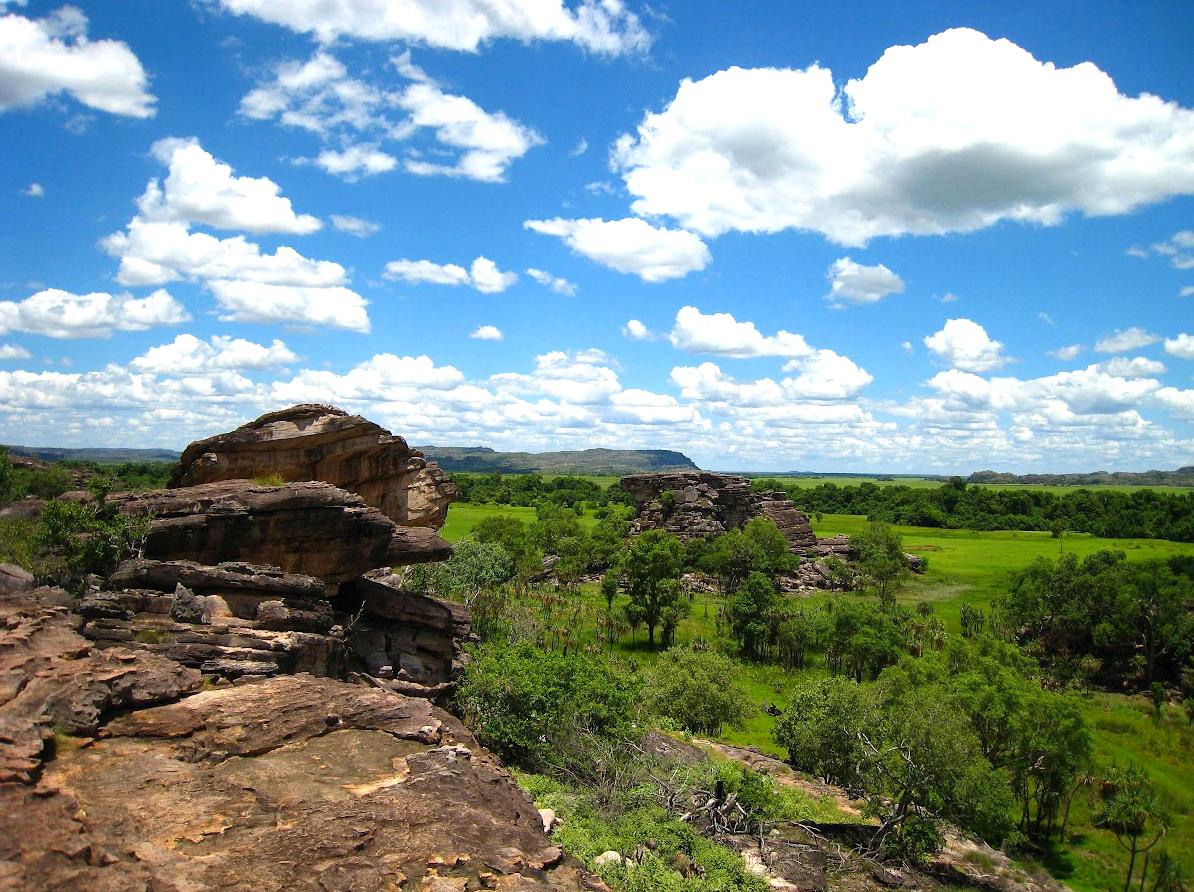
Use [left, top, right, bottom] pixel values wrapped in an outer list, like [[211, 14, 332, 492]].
[[1, 674, 603, 891]]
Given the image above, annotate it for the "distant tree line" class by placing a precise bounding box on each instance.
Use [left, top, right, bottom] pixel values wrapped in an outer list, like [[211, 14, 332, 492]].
[[753, 477, 1194, 542], [451, 472, 634, 509]]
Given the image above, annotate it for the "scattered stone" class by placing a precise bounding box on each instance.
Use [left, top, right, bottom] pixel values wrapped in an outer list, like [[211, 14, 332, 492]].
[[594, 851, 624, 869], [169, 583, 209, 624]]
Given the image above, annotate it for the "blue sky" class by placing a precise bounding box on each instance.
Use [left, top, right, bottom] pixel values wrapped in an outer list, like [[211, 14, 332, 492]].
[[1, 0, 1192, 472]]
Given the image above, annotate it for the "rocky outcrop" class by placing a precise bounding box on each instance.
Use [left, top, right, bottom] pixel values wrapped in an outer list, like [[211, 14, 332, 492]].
[[621, 472, 816, 552], [342, 570, 472, 685], [0, 600, 601, 891], [99, 479, 451, 586], [170, 404, 458, 529]]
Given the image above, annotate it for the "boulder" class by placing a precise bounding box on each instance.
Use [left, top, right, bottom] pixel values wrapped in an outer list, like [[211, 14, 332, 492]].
[[93, 479, 451, 586], [1, 667, 602, 891], [342, 570, 472, 685], [169, 403, 458, 529], [0, 562, 34, 595], [621, 472, 815, 552]]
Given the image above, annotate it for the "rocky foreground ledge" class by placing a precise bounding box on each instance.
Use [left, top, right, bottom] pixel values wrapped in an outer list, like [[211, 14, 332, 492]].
[[0, 591, 603, 891]]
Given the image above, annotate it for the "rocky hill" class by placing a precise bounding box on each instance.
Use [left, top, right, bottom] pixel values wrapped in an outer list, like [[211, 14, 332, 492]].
[[5, 445, 180, 463], [418, 445, 698, 475]]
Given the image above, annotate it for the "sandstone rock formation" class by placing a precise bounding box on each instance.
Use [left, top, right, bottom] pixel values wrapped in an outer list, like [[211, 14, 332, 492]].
[[343, 570, 472, 685], [170, 404, 458, 529], [621, 471, 816, 552], [100, 479, 451, 586], [0, 597, 600, 891]]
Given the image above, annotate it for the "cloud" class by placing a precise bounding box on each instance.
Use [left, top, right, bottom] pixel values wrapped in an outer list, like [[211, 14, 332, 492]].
[[1100, 356, 1166, 378], [1095, 326, 1160, 353], [825, 257, 905, 306], [308, 144, 397, 179], [1182, 286, 1194, 298], [901, 341, 912, 354], [131, 334, 297, 374], [925, 364, 1165, 416], [1038, 312, 1055, 327], [384, 256, 517, 293], [622, 319, 651, 340], [1129, 229, 1194, 270], [330, 214, 380, 237], [781, 349, 874, 399], [941, 292, 959, 303], [103, 218, 346, 288], [524, 217, 710, 282], [526, 268, 577, 296], [492, 349, 622, 405], [570, 138, 588, 157], [216, 0, 650, 54], [22, 182, 43, 197], [1050, 344, 1083, 361], [243, 50, 541, 183], [1155, 387, 1194, 419], [668, 306, 810, 358], [1164, 333, 1194, 360], [612, 28, 1194, 246], [142, 138, 321, 235], [206, 281, 370, 332], [0, 288, 189, 338], [924, 318, 1007, 372], [0, 6, 154, 117], [0, 343, 31, 360], [469, 325, 503, 341], [396, 58, 544, 182]]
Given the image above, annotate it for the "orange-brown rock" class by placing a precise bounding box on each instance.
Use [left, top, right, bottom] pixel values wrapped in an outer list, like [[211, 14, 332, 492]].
[[169, 404, 457, 528], [0, 611, 603, 892], [101, 479, 451, 586]]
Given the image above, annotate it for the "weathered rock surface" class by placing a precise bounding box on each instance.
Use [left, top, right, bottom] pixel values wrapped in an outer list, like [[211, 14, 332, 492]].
[[0, 562, 34, 595], [0, 598, 200, 783], [0, 627, 602, 892], [343, 570, 472, 685], [621, 472, 816, 552], [170, 403, 458, 529], [96, 479, 451, 586]]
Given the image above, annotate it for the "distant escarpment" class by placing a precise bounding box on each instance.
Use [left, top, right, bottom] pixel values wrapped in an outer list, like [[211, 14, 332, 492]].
[[969, 466, 1194, 487], [419, 444, 698, 475], [171, 404, 457, 529]]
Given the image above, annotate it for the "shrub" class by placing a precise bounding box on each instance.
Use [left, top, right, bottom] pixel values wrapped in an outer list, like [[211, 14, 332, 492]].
[[455, 643, 637, 773], [641, 646, 750, 735], [35, 478, 150, 590]]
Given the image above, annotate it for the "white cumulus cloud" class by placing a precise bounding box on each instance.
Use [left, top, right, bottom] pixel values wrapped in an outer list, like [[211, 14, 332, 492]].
[[1050, 344, 1083, 361], [1164, 333, 1194, 360], [384, 256, 517, 293], [613, 28, 1194, 246], [309, 144, 398, 180], [669, 306, 811, 358], [0, 288, 189, 339], [825, 257, 905, 307], [131, 334, 297, 374], [0, 5, 154, 117], [622, 319, 651, 341], [0, 343, 31, 360], [207, 281, 370, 332], [141, 137, 321, 235], [524, 217, 710, 282], [23, 182, 43, 197], [1100, 356, 1166, 378], [216, 0, 650, 54], [924, 318, 1007, 372], [469, 325, 503, 341]]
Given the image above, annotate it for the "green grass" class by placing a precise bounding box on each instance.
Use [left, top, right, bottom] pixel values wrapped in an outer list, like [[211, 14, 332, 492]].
[[1039, 695, 1194, 892], [440, 501, 600, 541]]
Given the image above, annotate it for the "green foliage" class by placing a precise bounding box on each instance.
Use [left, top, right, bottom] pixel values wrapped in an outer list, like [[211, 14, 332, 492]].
[[641, 646, 750, 735], [998, 550, 1194, 686], [251, 472, 287, 487], [723, 571, 776, 659], [851, 521, 911, 604], [0, 517, 39, 569], [822, 598, 907, 681], [622, 528, 685, 648], [449, 472, 635, 509], [35, 478, 150, 590], [752, 476, 1194, 542], [775, 675, 872, 785], [455, 643, 637, 773], [1097, 762, 1172, 892]]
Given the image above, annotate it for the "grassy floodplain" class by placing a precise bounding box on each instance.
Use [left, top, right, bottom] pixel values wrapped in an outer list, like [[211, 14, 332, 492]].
[[438, 497, 1194, 891]]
